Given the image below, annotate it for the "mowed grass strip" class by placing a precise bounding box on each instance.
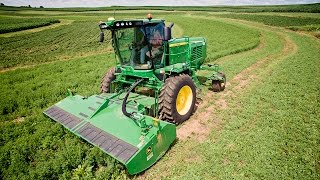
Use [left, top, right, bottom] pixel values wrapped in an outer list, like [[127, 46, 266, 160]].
[[0, 19, 74, 38], [169, 15, 260, 61], [0, 16, 60, 34]]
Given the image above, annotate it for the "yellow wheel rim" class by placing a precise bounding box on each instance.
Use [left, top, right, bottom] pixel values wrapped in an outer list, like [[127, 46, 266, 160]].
[[176, 85, 193, 115]]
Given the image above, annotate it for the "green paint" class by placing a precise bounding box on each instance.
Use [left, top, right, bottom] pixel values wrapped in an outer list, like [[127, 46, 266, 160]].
[[45, 93, 176, 175]]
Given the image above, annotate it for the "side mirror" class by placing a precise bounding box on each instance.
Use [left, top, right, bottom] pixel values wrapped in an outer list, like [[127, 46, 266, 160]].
[[99, 32, 104, 42], [164, 27, 171, 41]]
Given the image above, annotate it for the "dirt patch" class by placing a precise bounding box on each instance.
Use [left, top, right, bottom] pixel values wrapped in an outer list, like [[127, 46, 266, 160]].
[[177, 93, 224, 142], [177, 116, 210, 142], [216, 98, 228, 109]]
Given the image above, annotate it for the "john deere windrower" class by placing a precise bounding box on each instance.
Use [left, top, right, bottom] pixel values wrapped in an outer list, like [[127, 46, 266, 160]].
[[44, 14, 226, 174]]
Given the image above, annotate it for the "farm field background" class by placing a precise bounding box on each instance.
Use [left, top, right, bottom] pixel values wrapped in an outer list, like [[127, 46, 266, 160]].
[[0, 4, 319, 179]]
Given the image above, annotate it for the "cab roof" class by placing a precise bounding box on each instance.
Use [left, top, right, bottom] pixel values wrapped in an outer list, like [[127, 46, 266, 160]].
[[99, 18, 164, 30]]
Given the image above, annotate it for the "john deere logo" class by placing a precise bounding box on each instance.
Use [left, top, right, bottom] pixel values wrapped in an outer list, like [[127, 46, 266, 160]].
[[146, 147, 152, 155], [146, 146, 153, 161]]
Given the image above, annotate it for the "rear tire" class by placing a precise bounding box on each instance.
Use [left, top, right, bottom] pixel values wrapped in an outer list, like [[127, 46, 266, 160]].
[[159, 74, 196, 124], [100, 67, 116, 93], [212, 72, 226, 92]]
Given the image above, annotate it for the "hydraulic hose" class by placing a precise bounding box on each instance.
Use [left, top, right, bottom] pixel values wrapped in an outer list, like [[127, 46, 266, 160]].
[[122, 79, 144, 118]]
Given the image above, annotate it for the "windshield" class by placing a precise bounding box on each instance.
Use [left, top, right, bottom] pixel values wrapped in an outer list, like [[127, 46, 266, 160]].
[[115, 23, 164, 69]]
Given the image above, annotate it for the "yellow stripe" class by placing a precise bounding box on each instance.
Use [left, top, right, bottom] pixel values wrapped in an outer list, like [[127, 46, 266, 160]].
[[169, 42, 188, 47]]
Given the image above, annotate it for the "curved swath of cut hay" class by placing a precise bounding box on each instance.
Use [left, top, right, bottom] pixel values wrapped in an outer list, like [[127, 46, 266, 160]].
[[0, 17, 60, 34]]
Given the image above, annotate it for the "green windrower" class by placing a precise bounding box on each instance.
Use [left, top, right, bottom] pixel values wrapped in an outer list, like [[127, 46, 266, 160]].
[[44, 14, 226, 174]]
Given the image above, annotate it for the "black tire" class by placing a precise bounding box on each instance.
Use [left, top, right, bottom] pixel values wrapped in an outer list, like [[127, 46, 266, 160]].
[[212, 72, 226, 92], [159, 74, 196, 124], [100, 67, 116, 93]]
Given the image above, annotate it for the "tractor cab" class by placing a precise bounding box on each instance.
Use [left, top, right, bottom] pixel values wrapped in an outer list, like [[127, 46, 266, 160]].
[[99, 17, 166, 70]]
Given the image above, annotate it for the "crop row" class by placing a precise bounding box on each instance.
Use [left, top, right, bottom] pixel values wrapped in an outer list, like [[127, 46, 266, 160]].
[[0, 17, 60, 34]]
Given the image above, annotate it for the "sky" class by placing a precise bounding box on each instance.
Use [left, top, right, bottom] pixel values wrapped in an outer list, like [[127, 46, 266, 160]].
[[2, 0, 320, 8]]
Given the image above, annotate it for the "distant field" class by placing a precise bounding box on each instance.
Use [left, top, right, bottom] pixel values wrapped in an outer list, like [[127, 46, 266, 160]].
[[0, 4, 319, 180], [1, 3, 319, 12], [0, 17, 60, 34], [214, 13, 320, 28]]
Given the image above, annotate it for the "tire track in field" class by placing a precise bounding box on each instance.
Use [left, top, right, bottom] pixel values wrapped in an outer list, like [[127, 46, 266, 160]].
[[177, 21, 298, 142]]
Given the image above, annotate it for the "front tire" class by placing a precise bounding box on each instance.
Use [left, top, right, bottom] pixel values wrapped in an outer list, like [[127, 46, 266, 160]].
[[100, 67, 116, 93], [159, 74, 196, 124]]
